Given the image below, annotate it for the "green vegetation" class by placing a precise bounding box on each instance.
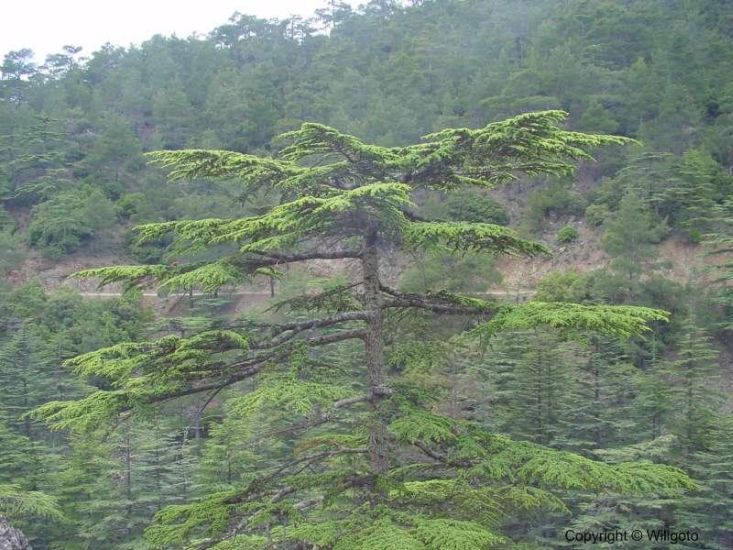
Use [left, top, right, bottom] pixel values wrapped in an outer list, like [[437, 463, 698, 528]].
[[0, 0, 732, 548], [556, 225, 579, 243], [37, 114, 693, 549]]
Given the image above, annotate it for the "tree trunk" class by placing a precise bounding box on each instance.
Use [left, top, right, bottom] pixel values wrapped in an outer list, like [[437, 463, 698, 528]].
[[361, 230, 389, 478]]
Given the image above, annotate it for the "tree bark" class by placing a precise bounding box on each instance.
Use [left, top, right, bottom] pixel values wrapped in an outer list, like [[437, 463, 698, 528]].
[[361, 229, 389, 477]]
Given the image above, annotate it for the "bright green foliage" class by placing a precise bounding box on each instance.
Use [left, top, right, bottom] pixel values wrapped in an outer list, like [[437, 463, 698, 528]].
[[333, 518, 428, 550], [480, 301, 668, 338], [227, 374, 356, 419], [404, 221, 549, 256], [471, 434, 693, 495], [207, 534, 269, 549], [144, 490, 243, 547], [389, 407, 458, 445], [147, 150, 302, 189], [2, 2, 733, 546], [30, 113, 692, 550], [414, 111, 631, 188], [350, 517, 505, 550], [34, 329, 251, 431]]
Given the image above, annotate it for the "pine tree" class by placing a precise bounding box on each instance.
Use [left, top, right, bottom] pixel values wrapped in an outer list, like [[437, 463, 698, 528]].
[[482, 330, 578, 447], [602, 189, 667, 284], [46, 433, 127, 550], [0, 326, 54, 438], [587, 319, 727, 549], [679, 416, 733, 549], [702, 197, 733, 333], [34, 112, 693, 548], [560, 335, 641, 453], [663, 319, 722, 461], [0, 325, 58, 510]]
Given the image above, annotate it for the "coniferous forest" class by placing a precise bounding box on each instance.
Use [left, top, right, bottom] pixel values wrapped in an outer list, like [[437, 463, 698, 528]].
[[1, 1, 733, 548]]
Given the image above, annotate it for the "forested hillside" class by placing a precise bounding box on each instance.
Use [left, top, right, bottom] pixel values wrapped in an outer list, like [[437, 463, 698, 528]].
[[1, 1, 732, 548]]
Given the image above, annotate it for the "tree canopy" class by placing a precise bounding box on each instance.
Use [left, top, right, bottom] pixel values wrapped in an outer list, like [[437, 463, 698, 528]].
[[32, 113, 693, 548]]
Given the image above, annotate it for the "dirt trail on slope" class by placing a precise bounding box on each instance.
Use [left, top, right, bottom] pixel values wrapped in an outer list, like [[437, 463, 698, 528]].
[[6, 225, 705, 308]]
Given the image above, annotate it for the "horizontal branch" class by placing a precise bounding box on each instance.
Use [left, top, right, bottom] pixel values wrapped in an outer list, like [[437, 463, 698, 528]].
[[400, 208, 430, 222], [226, 447, 368, 505], [248, 249, 362, 264], [383, 298, 485, 315], [412, 440, 476, 469], [380, 286, 494, 315], [258, 311, 369, 348], [150, 329, 367, 406], [248, 393, 372, 448]]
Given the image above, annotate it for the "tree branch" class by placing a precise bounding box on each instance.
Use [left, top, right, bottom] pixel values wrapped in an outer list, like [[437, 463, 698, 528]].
[[248, 250, 361, 264], [151, 329, 367, 406], [380, 285, 495, 315], [412, 440, 476, 468], [255, 311, 369, 348], [226, 447, 368, 505], [250, 393, 371, 445]]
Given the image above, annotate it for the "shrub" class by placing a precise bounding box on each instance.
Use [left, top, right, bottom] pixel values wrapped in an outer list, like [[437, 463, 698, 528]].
[[557, 225, 579, 243], [444, 190, 509, 225], [535, 271, 591, 302], [116, 192, 146, 220], [525, 181, 586, 231], [28, 187, 116, 258], [585, 203, 610, 226]]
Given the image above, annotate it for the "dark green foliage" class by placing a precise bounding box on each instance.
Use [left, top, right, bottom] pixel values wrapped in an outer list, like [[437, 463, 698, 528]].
[[0, 284, 150, 546], [703, 197, 733, 333], [592, 150, 732, 240], [584, 204, 610, 227], [399, 250, 502, 294], [30, 115, 694, 550], [602, 190, 667, 280], [662, 319, 722, 458], [28, 186, 116, 257], [0, 0, 729, 269], [2, 0, 732, 547], [481, 330, 579, 447], [525, 182, 586, 232], [444, 189, 509, 226], [679, 416, 733, 549]]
